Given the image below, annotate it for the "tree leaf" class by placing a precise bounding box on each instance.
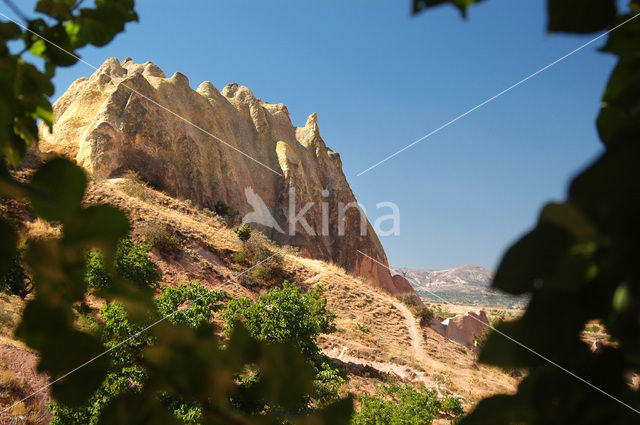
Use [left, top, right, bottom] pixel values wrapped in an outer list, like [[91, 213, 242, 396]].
[[292, 395, 354, 425], [0, 217, 18, 277], [29, 158, 87, 221], [547, 0, 617, 33], [413, 0, 485, 17], [63, 204, 130, 258], [492, 221, 574, 295]]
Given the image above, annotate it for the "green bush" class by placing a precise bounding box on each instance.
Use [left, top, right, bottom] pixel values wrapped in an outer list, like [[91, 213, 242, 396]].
[[85, 251, 111, 289], [351, 384, 464, 425], [313, 361, 347, 405], [155, 282, 225, 328], [441, 394, 464, 417], [235, 223, 252, 243], [222, 281, 345, 409], [115, 240, 161, 287], [231, 240, 274, 265], [222, 281, 335, 363], [85, 239, 161, 289]]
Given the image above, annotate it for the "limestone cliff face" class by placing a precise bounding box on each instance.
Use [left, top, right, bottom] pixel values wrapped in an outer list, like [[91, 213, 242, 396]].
[[39, 57, 409, 294]]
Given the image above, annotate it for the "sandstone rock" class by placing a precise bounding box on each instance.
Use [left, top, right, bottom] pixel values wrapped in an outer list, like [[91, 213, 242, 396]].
[[39, 58, 411, 294], [442, 310, 489, 347], [391, 274, 414, 294], [590, 340, 604, 354], [429, 318, 447, 337]]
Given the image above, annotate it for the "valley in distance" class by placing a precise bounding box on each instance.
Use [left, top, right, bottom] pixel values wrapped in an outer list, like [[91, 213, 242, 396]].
[[393, 264, 528, 310]]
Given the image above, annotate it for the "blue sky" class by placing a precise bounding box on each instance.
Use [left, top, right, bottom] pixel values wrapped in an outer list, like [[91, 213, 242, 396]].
[[7, 1, 622, 270]]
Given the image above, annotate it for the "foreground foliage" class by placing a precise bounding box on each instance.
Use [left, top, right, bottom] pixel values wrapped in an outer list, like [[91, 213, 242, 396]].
[[415, 0, 640, 423]]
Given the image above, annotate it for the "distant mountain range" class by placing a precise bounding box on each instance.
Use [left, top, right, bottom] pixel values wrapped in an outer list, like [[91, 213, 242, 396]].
[[392, 265, 527, 309]]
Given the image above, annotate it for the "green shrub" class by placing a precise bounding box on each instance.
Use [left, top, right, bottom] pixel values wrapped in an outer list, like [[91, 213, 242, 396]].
[[473, 314, 504, 349], [159, 393, 202, 425], [313, 361, 347, 405], [435, 305, 456, 319], [351, 384, 464, 425], [154, 282, 225, 328], [232, 240, 274, 265], [86, 240, 161, 289], [85, 251, 111, 289], [222, 281, 345, 410], [396, 293, 420, 307], [115, 240, 161, 287], [222, 281, 335, 363], [441, 394, 464, 416], [138, 223, 179, 253], [235, 223, 252, 243]]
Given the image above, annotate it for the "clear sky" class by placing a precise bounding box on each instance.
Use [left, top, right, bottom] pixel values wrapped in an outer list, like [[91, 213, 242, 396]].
[[7, 0, 623, 270]]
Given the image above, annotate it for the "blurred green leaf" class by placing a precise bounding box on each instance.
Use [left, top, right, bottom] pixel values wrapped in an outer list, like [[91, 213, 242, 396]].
[[99, 392, 179, 425], [63, 204, 130, 256], [29, 158, 87, 221], [492, 221, 574, 295], [35, 0, 75, 21], [0, 218, 18, 277], [460, 394, 529, 425], [413, 0, 484, 17], [293, 395, 354, 425], [256, 342, 315, 411], [547, 0, 617, 33], [16, 298, 109, 406]]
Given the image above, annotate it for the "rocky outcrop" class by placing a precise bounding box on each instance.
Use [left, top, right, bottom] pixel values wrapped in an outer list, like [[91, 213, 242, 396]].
[[39, 58, 411, 294], [440, 310, 489, 347], [391, 274, 415, 294]]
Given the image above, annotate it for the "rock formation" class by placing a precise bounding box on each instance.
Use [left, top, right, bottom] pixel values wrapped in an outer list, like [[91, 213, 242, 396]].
[[39, 57, 409, 294], [391, 274, 415, 295], [436, 310, 489, 347]]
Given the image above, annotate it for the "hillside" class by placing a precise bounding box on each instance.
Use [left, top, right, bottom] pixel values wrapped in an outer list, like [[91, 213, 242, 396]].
[[0, 173, 519, 423], [394, 265, 528, 309]]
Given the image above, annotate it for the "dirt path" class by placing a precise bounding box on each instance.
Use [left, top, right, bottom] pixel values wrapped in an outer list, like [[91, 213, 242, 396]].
[[296, 256, 429, 366], [387, 298, 429, 364]]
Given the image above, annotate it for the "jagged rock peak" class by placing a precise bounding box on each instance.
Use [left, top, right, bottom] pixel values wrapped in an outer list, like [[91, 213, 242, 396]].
[[38, 57, 417, 297]]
